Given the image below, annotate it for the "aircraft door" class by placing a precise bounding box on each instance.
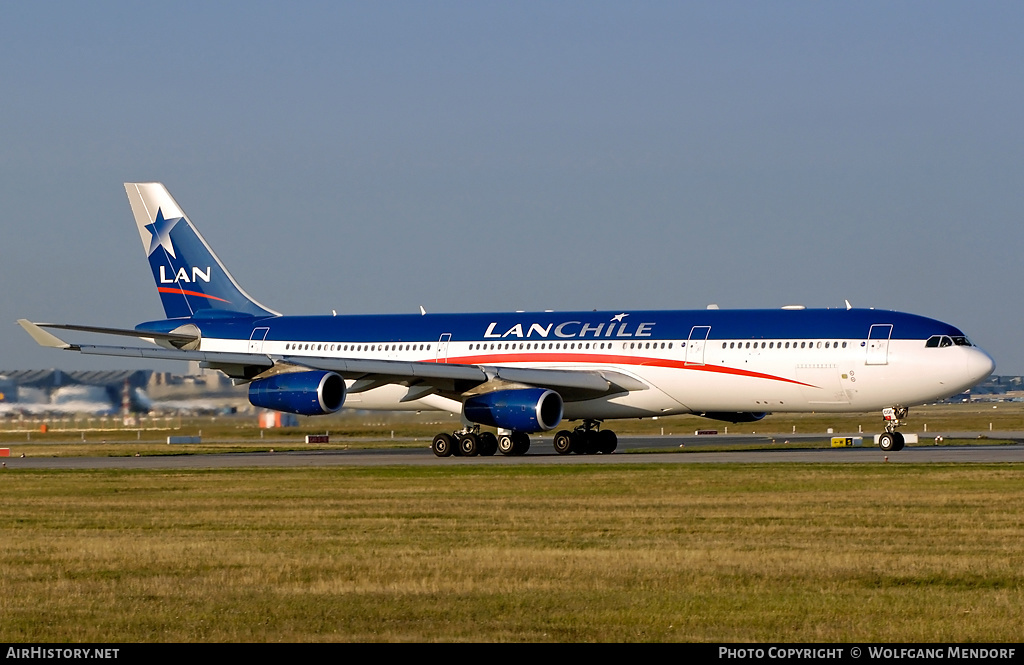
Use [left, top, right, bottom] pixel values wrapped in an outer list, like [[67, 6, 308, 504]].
[[436, 333, 452, 364], [249, 327, 270, 353], [866, 324, 892, 365], [685, 326, 711, 365]]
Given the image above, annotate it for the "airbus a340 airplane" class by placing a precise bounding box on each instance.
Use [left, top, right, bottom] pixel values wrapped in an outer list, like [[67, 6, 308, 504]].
[[20, 183, 994, 456]]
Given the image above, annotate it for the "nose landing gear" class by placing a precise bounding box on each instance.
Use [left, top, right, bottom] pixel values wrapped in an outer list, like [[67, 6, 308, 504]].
[[878, 406, 908, 452]]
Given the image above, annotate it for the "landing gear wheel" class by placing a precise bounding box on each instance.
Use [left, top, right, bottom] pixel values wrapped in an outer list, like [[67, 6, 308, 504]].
[[597, 429, 617, 454], [458, 432, 480, 457], [879, 431, 906, 452], [512, 432, 530, 455], [579, 430, 599, 454], [478, 432, 498, 456], [553, 430, 574, 455], [497, 432, 530, 455], [432, 433, 454, 457]]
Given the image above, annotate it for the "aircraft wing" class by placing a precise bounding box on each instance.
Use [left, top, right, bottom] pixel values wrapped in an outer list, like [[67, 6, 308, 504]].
[[17, 320, 646, 400], [285, 354, 646, 399], [21, 322, 199, 344]]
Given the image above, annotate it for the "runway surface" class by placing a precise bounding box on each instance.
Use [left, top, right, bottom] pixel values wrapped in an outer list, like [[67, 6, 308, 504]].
[[4, 433, 1024, 469]]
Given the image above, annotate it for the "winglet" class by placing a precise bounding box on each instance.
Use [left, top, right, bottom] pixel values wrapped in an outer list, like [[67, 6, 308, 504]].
[[17, 319, 74, 349]]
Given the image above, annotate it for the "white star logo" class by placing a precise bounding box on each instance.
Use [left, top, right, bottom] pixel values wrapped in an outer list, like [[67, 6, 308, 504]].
[[611, 313, 629, 322], [144, 208, 181, 258]]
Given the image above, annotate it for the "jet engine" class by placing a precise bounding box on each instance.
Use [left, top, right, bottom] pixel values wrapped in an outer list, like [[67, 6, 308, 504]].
[[248, 371, 346, 416], [463, 388, 563, 432]]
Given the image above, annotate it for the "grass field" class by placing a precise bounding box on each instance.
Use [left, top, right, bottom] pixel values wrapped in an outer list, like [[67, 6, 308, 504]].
[[1, 463, 1022, 642]]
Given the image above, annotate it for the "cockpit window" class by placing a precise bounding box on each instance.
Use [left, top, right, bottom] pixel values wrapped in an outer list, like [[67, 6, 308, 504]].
[[926, 335, 972, 348]]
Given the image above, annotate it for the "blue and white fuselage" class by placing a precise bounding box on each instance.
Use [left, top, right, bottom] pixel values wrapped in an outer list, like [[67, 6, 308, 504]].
[[167, 308, 990, 418], [20, 183, 994, 456]]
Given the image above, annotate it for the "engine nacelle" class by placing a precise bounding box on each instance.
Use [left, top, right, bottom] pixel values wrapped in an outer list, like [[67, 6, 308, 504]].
[[699, 412, 768, 423], [463, 388, 563, 432], [248, 371, 346, 416]]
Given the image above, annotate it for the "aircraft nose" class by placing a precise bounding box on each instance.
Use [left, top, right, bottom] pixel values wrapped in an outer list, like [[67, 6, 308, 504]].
[[966, 347, 996, 385]]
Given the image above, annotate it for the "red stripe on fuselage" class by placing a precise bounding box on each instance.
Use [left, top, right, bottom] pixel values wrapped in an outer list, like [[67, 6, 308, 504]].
[[427, 352, 816, 387]]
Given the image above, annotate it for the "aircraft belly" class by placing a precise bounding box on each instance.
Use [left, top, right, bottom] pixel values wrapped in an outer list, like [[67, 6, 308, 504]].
[[343, 383, 464, 415], [343, 384, 417, 410], [562, 389, 688, 420]]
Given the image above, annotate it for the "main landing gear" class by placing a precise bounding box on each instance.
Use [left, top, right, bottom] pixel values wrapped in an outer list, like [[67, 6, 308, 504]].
[[431, 427, 515, 457], [430, 421, 619, 458], [552, 420, 617, 455], [878, 406, 908, 452]]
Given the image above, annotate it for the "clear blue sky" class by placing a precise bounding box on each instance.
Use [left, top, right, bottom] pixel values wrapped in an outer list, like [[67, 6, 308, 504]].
[[3, 2, 1023, 373]]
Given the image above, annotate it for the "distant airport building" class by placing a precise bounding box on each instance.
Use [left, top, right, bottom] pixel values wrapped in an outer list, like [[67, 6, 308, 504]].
[[0, 369, 151, 414], [0, 369, 247, 415]]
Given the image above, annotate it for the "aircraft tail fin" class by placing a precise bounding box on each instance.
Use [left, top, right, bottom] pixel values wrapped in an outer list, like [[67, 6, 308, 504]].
[[124, 183, 279, 320]]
